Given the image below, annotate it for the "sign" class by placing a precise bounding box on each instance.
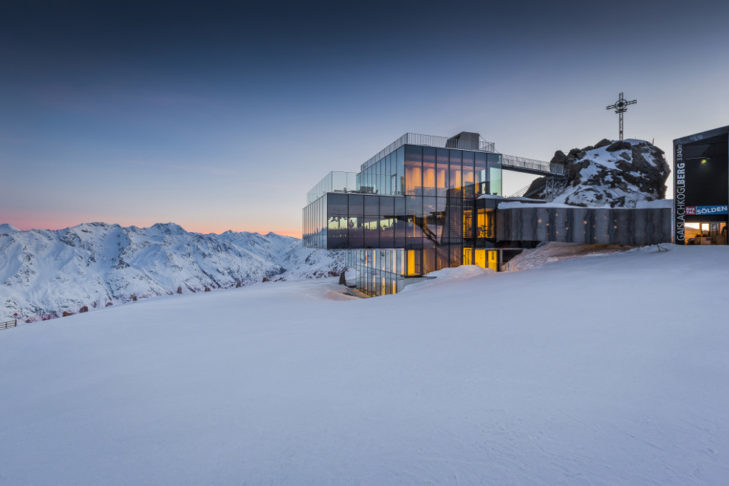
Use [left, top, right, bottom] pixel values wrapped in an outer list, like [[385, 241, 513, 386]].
[[685, 205, 728, 216], [674, 144, 685, 244]]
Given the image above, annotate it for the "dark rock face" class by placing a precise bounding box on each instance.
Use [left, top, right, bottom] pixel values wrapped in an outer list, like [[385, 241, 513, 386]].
[[524, 139, 670, 207]]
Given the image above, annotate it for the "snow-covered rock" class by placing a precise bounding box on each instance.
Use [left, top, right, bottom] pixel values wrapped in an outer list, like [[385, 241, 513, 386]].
[[526, 138, 670, 207], [0, 223, 20, 234], [0, 222, 344, 321]]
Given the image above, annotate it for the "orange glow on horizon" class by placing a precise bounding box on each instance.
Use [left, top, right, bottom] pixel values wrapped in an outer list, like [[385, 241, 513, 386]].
[[3, 215, 302, 239]]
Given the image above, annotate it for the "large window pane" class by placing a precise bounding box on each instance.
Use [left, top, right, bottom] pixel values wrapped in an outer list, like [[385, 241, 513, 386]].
[[488, 154, 502, 196], [477, 208, 494, 238], [475, 152, 487, 196], [396, 147, 404, 195], [422, 196, 437, 247], [406, 195, 423, 246], [463, 206, 474, 240], [394, 197, 406, 247], [448, 149, 462, 191], [436, 148, 449, 197], [463, 151, 475, 198], [422, 248, 436, 274], [422, 147, 436, 197], [348, 194, 364, 248], [405, 145, 422, 195], [364, 195, 379, 247], [380, 197, 395, 247]]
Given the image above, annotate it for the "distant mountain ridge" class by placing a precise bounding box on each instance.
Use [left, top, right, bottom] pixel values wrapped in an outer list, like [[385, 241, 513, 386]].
[[0, 222, 343, 321]]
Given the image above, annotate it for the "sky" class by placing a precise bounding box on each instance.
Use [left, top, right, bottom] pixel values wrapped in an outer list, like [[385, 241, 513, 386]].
[[1, 0, 728, 237]]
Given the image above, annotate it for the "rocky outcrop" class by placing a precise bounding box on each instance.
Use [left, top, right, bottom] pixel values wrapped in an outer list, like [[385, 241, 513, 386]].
[[525, 139, 670, 207]]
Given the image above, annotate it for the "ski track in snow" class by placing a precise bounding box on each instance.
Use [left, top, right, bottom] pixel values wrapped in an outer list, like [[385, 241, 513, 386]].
[[1, 244, 728, 485]]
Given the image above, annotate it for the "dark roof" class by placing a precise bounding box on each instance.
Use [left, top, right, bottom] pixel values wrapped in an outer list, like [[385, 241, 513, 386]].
[[674, 124, 729, 144]]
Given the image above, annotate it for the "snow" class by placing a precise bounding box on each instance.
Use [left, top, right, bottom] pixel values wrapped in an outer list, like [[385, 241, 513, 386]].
[[549, 139, 667, 208], [1, 245, 728, 484], [0, 223, 344, 321], [0, 223, 20, 234]]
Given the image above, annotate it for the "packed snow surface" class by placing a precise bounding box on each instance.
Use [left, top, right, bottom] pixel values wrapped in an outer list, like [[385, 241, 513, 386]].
[[2, 245, 729, 485], [0, 222, 343, 320]]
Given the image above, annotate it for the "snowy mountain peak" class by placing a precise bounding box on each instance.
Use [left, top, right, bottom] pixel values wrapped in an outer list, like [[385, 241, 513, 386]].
[[0, 223, 21, 234], [0, 224, 344, 321], [526, 138, 670, 207]]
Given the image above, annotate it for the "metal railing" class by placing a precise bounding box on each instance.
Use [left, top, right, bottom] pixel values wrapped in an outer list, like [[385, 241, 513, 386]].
[[361, 132, 496, 171], [501, 154, 565, 175], [306, 171, 359, 204], [1, 319, 18, 331]]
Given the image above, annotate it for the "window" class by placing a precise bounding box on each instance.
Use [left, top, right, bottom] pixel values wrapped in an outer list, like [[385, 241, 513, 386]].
[[436, 148, 449, 197], [422, 147, 436, 196], [423, 197, 437, 247], [462, 151, 475, 198], [404, 145, 422, 195], [448, 150, 461, 188], [396, 147, 404, 195], [477, 208, 494, 238], [422, 248, 436, 274], [364, 196, 379, 247], [463, 207, 474, 239], [475, 152, 487, 196], [463, 247, 473, 265], [348, 194, 364, 248], [488, 154, 502, 195], [380, 197, 395, 247], [394, 197, 406, 247]]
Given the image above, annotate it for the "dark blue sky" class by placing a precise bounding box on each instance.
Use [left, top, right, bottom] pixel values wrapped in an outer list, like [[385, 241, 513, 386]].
[[2, 0, 728, 234]]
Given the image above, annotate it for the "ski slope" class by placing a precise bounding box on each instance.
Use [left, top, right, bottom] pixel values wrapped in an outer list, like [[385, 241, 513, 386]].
[[1, 245, 728, 485]]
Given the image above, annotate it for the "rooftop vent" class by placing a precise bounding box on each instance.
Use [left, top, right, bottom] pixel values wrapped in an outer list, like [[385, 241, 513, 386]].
[[446, 132, 481, 150]]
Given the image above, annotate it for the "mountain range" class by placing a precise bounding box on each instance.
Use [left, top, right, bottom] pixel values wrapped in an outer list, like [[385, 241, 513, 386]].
[[0, 222, 343, 321]]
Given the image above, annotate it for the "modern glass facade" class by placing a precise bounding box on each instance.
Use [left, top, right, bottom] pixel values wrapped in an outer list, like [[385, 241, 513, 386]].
[[303, 134, 504, 296]]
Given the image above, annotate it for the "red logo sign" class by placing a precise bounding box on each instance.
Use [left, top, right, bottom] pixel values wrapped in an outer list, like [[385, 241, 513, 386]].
[[685, 206, 696, 215]]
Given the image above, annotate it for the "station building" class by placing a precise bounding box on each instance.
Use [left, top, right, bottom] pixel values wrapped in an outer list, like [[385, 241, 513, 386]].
[[674, 125, 729, 245], [304, 131, 672, 296]]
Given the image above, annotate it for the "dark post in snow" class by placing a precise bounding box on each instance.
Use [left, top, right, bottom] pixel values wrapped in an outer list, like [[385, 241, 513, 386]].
[[606, 92, 637, 141]]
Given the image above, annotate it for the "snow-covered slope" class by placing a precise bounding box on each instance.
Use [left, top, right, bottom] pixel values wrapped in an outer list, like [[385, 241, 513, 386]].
[[526, 138, 670, 207], [1, 245, 728, 485], [0, 222, 343, 320]]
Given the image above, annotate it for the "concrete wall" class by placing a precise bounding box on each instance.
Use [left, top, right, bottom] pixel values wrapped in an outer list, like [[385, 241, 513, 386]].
[[496, 207, 672, 246]]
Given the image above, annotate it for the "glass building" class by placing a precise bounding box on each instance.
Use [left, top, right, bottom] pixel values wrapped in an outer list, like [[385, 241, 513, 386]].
[[303, 132, 504, 296]]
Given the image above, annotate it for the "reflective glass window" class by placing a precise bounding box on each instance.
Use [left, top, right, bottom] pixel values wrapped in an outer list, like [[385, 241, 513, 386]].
[[450, 246, 461, 267], [394, 197, 407, 247], [422, 147, 436, 197], [406, 249, 422, 276], [348, 194, 364, 247], [488, 154, 502, 195], [463, 207, 474, 239], [448, 149, 462, 191], [380, 197, 395, 247], [422, 248, 436, 274], [463, 247, 473, 265], [404, 145, 422, 195], [364, 196, 379, 247], [396, 147, 404, 195], [436, 148, 449, 197], [406, 195, 423, 243], [463, 151, 475, 198], [475, 152, 487, 196], [422, 196, 437, 247], [436, 246, 449, 270]]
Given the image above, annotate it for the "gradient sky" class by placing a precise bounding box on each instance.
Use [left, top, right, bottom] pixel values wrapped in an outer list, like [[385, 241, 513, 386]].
[[2, 0, 728, 236]]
